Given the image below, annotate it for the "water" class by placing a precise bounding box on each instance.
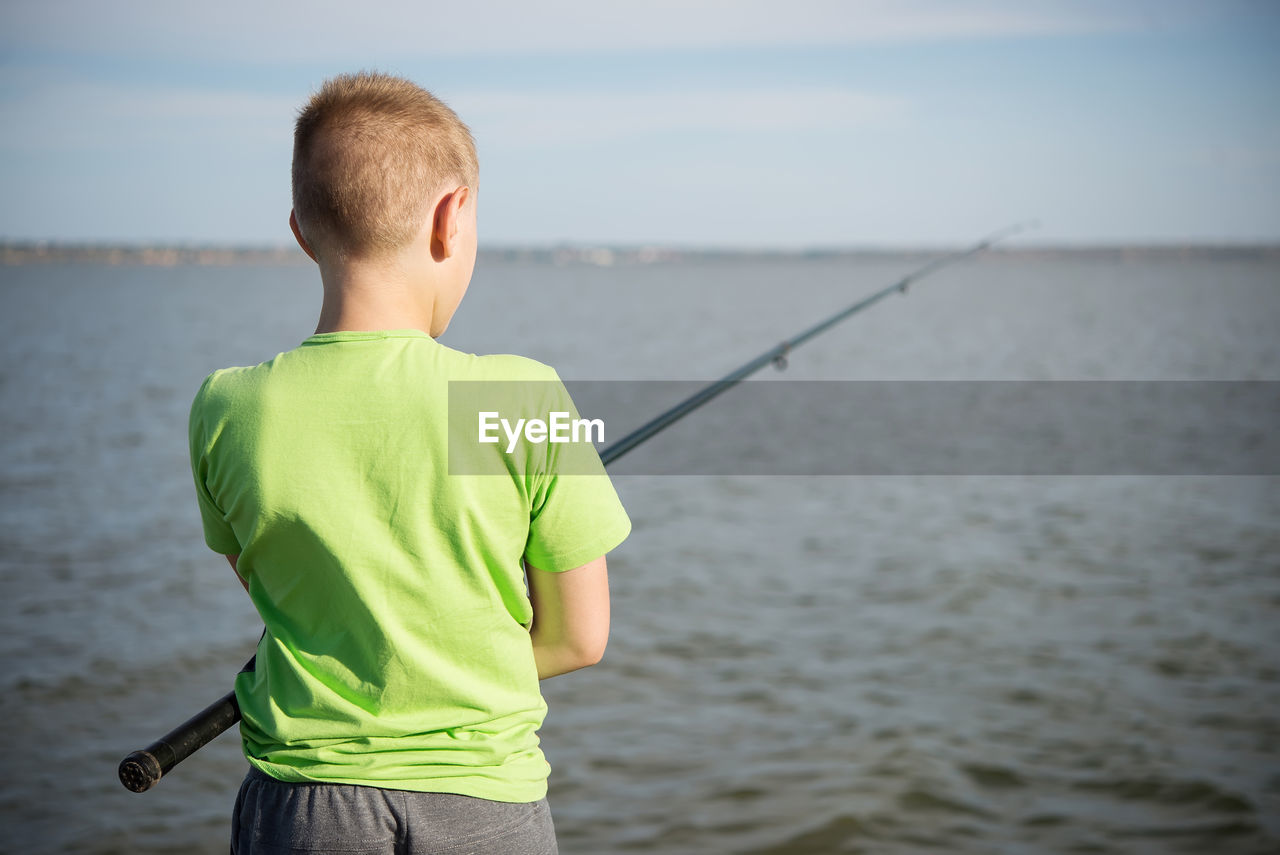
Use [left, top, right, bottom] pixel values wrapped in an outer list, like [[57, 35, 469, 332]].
[[1, 251, 1278, 854]]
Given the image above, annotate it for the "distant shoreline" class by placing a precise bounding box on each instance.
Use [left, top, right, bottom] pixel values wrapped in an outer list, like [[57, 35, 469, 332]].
[[3, 241, 1278, 267]]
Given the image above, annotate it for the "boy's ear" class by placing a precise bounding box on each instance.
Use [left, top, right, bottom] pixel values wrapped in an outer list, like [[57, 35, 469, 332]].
[[289, 210, 318, 263], [430, 186, 470, 262]]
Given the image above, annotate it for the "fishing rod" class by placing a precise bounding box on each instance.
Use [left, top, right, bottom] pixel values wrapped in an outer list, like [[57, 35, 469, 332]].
[[598, 220, 1032, 464], [118, 221, 1031, 793]]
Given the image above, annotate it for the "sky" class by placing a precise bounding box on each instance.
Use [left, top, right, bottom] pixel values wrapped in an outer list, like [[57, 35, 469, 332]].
[[1, 0, 1277, 248]]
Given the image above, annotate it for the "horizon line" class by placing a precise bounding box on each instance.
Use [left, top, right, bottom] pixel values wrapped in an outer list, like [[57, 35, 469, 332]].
[[4, 238, 1279, 254]]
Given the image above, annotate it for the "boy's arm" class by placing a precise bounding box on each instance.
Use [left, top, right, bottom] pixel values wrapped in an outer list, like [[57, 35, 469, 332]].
[[226, 554, 247, 592], [526, 556, 610, 680]]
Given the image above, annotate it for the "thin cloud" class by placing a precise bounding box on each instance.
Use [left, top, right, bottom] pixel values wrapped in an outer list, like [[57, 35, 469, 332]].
[[1, 0, 1199, 62], [454, 87, 907, 147], [0, 77, 295, 152]]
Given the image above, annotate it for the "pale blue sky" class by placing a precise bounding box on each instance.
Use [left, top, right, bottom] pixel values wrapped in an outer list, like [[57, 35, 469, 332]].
[[1, 0, 1277, 247]]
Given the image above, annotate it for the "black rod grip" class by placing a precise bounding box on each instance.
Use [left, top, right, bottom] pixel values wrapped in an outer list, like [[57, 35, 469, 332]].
[[118, 690, 240, 792]]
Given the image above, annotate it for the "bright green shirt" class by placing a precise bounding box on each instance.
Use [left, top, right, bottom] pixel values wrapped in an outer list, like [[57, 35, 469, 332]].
[[188, 329, 630, 802]]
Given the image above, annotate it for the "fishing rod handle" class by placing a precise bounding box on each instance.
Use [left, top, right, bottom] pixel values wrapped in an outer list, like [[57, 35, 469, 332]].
[[119, 690, 241, 792]]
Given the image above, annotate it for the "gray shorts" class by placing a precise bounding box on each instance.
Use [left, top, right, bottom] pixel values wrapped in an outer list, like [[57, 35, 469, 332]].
[[231, 767, 558, 855]]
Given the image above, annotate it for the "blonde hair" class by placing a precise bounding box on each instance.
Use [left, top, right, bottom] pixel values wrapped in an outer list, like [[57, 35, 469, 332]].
[[292, 72, 478, 260]]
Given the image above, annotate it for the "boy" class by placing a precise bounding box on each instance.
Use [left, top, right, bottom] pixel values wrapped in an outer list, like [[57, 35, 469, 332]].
[[188, 72, 630, 854]]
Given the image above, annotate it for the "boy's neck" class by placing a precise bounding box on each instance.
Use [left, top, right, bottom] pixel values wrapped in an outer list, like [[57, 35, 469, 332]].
[[314, 256, 440, 337]]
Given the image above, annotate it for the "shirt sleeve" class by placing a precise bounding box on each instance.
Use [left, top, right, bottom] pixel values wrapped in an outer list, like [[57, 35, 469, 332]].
[[188, 373, 241, 555], [523, 371, 631, 571]]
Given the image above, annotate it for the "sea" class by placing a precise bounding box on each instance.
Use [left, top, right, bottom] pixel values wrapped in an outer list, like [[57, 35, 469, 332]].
[[1, 248, 1278, 854]]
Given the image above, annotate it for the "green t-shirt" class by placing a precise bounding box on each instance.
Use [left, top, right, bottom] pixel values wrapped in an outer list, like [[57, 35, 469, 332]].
[[188, 329, 630, 802]]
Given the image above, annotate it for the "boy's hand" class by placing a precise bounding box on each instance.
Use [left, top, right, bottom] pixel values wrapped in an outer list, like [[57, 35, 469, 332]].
[[225, 554, 247, 592]]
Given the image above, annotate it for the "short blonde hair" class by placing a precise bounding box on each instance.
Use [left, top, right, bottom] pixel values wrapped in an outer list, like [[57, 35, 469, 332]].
[[292, 72, 478, 259]]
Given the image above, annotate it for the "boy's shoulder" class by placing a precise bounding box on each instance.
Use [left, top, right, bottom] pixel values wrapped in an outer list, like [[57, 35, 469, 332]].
[[453, 349, 561, 384], [191, 351, 289, 405], [192, 338, 563, 407]]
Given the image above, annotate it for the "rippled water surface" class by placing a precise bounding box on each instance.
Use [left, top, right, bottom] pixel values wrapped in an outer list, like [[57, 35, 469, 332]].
[[2, 251, 1278, 853]]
